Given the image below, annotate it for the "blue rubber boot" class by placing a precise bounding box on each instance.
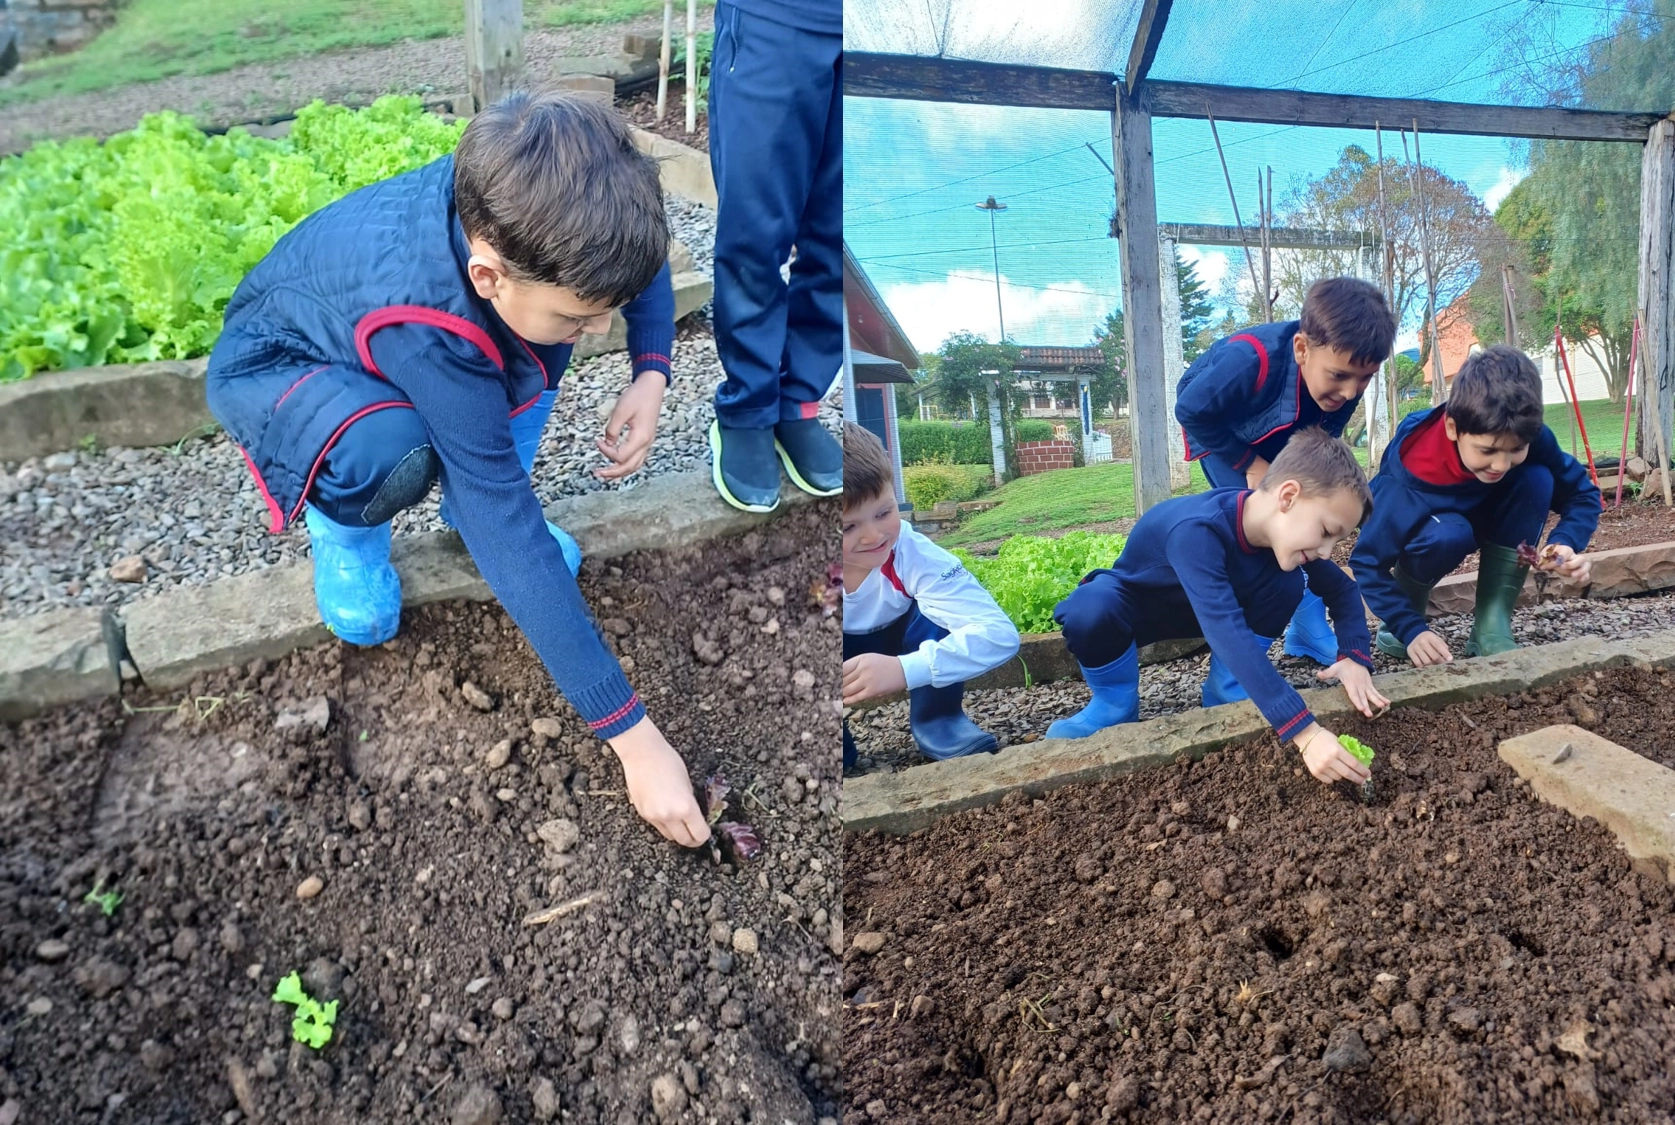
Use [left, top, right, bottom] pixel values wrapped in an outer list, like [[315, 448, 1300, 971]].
[[440, 390, 582, 576], [1282, 587, 1339, 665], [774, 418, 842, 496], [1046, 645, 1140, 740], [304, 503, 403, 646], [908, 683, 998, 760], [1201, 638, 1277, 707]]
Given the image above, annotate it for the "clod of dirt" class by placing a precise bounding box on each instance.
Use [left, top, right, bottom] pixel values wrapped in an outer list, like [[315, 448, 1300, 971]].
[[73, 958, 128, 998], [302, 957, 345, 998], [1557, 1020, 1604, 1061], [34, 939, 69, 962], [1369, 972, 1400, 1007], [910, 995, 934, 1019], [1073, 854, 1102, 883], [274, 697, 331, 741], [1200, 866, 1228, 898], [451, 1083, 503, 1125], [852, 932, 886, 955], [692, 632, 724, 665], [1234, 1055, 1286, 1090], [1322, 1026, 1372, 1072], [1565, 1066, 1602, 1116], [460, 682, 495, 712], [484, 739, 513, 770], [1106, 1075, 1139, 1111], [295, 875, 324, 900], [1392, 1002, 1423, 1036], [530, 1077, 560, 1121], [1151, 879, 1175, 899], [1448, 1007, 1483, 1036], [218, 921, 244, 953], [110, 556, 148, 584], [537, 818, 581, 854], [651, 1072, 688, 1120], [732, 928, 759, 956]]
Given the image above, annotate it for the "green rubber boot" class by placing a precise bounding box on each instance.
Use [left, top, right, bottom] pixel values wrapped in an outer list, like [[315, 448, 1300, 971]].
[[1465, 543, 1529, 657], [1374, 565, 1437, 661]]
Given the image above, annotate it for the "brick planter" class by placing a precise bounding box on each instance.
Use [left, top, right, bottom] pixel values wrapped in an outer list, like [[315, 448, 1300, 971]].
[[1016, 439, 1074, 476]]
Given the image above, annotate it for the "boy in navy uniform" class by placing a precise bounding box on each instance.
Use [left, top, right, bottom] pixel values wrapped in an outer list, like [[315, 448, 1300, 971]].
[[1353, 345, 1598, 665], [705, 0, 844, 512], [1051, 429, 1389, 787], [206, 93, 710, 848], [1176, 277, 1395, 666], [841, 423, 1020, 768]]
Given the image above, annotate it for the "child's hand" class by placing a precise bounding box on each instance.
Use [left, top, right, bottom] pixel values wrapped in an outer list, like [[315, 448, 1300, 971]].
[[606, 717, 711, 848], [1407, 629, 1453, 668], [1544, 544, 1590, 585], [842, 653, 907, 706], [1317, 659, 1390, 718], [1295, 723, 1371, 786], [595, 372, 667, 481], [1244, 456, 1270, 489]]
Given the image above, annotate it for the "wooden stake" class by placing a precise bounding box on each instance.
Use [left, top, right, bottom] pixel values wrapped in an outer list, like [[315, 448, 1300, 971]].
[[464, 0, 523, 114], [1406, 123, 1446, 405], [1207, 111, 1263, 317], [522, 890, 604, 927], [1374, 123, 1398, 465], [1618, 317, 1639, 508], [656, 0, 672, 122], [1501, 263, 1520, 350], [685, 0, 697, 134]]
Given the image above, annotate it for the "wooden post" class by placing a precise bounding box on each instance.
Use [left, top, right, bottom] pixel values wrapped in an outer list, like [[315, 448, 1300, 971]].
[[987, 383, 1008, 487], [1158, 230, 1190, 490], [464, 0, 523, 114], [1114, 83, 1171, 513], [1407, 124, 1446, 405], [656, 0, 673, 122], [685, 0, 697, 134], [1635, 117, 1674, 504]]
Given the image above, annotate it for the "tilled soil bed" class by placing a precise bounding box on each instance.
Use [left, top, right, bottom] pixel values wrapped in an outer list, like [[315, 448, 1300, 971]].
[[844, 662, 1675, 1124], [1, 502, 841, 1124]]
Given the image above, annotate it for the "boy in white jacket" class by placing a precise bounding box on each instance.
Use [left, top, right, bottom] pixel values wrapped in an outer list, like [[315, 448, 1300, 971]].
[[841, 423, 1020, 767]]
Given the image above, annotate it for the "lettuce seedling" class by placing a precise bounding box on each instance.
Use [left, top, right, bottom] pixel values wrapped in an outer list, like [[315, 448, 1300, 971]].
[[273, 971, 338, 1050], [699, 774, 763, 863], [811, 564, 842, 618], [84, 882, 123, 916], [1338, 735, 1376, 803]]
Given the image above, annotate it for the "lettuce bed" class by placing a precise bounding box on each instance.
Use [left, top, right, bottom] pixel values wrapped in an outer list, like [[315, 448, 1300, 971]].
[[953, 531, 1126, 634]]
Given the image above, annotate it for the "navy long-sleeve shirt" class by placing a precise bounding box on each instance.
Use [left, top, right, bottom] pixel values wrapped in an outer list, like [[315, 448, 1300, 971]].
[[1100, 489, 1374, 741], [1351, 408, 1601, 646]]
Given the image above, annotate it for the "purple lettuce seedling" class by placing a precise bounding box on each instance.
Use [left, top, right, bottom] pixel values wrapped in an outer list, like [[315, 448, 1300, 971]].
[[811, 564, 842, 619], [699, 773, 761, 863]]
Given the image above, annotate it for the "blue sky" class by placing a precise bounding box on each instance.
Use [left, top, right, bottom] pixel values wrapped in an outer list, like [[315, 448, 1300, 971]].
[[844, 0, 1611, 352]]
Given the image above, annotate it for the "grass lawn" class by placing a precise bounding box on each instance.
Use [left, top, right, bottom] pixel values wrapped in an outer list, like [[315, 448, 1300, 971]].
[[1546, 398, 1634, 461], [937, 460, 1212, 549], [0, 0, 710, 105]]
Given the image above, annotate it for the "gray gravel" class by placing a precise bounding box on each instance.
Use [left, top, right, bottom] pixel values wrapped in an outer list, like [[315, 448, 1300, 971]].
[[0, 15, 713, 153], [845, 590, 1675, 775]]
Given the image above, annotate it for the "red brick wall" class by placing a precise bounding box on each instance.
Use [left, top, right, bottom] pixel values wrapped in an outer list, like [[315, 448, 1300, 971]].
[[1015, 439, 1074, 476]]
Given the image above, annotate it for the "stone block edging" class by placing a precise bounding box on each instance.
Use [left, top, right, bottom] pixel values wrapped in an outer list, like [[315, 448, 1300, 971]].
[[842, 630, 1675, 836], [629, 126, 716, 208], [0, 470, 830, 722]]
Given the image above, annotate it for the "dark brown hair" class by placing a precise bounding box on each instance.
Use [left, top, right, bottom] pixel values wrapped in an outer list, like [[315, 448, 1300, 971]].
[[1298, 277, 1397, 367], [454, 91, 668, 306], [1445, 344, 1544, 444], [1260, 426, 1374, 526], [843, 422, 894, 511]]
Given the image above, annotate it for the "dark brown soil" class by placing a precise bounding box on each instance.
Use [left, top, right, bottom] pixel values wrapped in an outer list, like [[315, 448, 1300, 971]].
[[843, 663, 1675, 1124], [618, 86, 709, 153], [1, 502, 841, 1124]]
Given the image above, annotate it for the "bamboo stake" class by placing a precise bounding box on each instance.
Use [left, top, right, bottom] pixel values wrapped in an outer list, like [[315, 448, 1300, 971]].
[[1258, 169, 1272, 322], [1557, 296, 1576, 454], [1554, 322, 1603, 493], [1500, 263, 1520, 350], [656, 0, 672, 122], [1406, 122, 1446, 405], [1617, 316, 1639, 508], [685, 0, 697, 134], [1207, 111, 1263, 317], [1374, 123, 1398, 464]]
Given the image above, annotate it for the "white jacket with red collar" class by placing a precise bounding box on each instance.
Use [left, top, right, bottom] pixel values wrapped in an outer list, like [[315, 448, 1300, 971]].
[[843, 523, 1021, 690]]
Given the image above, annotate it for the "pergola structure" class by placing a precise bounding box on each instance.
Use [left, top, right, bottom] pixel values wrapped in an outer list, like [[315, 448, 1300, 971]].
[[846, 0, 1675, 513]]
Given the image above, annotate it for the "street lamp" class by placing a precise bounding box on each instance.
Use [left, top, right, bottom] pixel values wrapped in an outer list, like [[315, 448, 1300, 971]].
[[975, 195, 1008, 343]]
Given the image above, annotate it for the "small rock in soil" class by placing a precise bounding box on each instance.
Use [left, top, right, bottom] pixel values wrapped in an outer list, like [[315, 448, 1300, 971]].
[[731, 927, 759, 956], [1073, 854, 1102, 883], [460, 681, 495, 711], [1151, 879, 1175, 899], [226, 1059, 258, 1120], [1448, 1007, 1482, 1036], [303, 957, 344, 997], [295, 875, 324, 900], [852, 931, 886, 954], [0, 1100, 19, 1125], [1322, 1026, 1372, 1072], [537, 818, 581, 853], [35, 938, 69, 962], [910, 995, 934, 1019], [451, 1084, 504, 1125], [1369, 972, 1399, 1007], [466, 976, 492, 995], [1106, 1076, 1139, 1111], [25, 998, 51, 1017], [110, 555, 148, 583], [650, 1072, 687, 1120], [531, 717, 564, 739], [492, 997, 515, 1021], [531, 1078, 560, 1121], [218, 921, 244, 953], [720, 998, 746, 1028], [618, 1013, 641, 1054], [1392, 1002, 1423, 1036], [1201, 867, 1228, 898], [484, 739, 513, 770], [73, 957, 128, 998]]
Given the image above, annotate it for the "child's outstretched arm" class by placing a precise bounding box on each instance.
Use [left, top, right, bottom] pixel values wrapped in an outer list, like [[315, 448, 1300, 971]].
[[1301, 559, 1391, 717]]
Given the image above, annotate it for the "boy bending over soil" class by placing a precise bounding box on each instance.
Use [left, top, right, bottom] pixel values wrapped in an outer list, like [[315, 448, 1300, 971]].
[[1052, 428, 1390, 787], [1353, 344, 1600, 666], [206, 92, 709, 847], [841, 423, 1020, 769]]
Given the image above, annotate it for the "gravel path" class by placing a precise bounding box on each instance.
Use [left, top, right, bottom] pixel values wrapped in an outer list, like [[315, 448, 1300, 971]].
[[0, 15, 713, 152], [845, 589, 1675, 775]]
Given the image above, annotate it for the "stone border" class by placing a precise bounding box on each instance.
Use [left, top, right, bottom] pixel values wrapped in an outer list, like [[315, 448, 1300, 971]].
[[630, 126, 715, 208], [842, 629, 1675, 835], [0, 272, 712, 464], [0, 470, 829, 722]]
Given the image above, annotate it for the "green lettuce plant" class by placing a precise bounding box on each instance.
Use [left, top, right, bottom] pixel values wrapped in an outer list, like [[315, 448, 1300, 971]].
[[953, 532, 1125, 633], [1339, 734, 1376, 802], [273, 971, 338, 1049]]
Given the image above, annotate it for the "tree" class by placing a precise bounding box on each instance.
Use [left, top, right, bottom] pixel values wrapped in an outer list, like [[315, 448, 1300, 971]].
[[1088, 309, 1126, 418], [933, 331, 1022, 478], [1177, 254, 1216, 362]]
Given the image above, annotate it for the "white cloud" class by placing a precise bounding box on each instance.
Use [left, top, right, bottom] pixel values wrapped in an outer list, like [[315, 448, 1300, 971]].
[[879, 270, 1111, 350], [1179, 246, 1230, 291], [1482, 166, 1525, 213]]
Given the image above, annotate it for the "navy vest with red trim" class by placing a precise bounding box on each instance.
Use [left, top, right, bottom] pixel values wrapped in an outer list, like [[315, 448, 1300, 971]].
[[206, 156, 572, 531], [1176, 320, 1358, 461]]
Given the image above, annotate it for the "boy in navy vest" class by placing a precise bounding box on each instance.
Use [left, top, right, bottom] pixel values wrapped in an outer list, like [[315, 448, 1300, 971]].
[[841, 423, 1020, 769], [206, 93, 710, 847], [1051, 428, 1389, 787], [1176, 277, 1395, 667], [705, 0, 844, 512], [1352, 345, 1598, 665]]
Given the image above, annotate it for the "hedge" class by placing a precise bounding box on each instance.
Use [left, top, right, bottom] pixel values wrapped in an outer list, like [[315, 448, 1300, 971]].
[[899, 418, 1061, 466]]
